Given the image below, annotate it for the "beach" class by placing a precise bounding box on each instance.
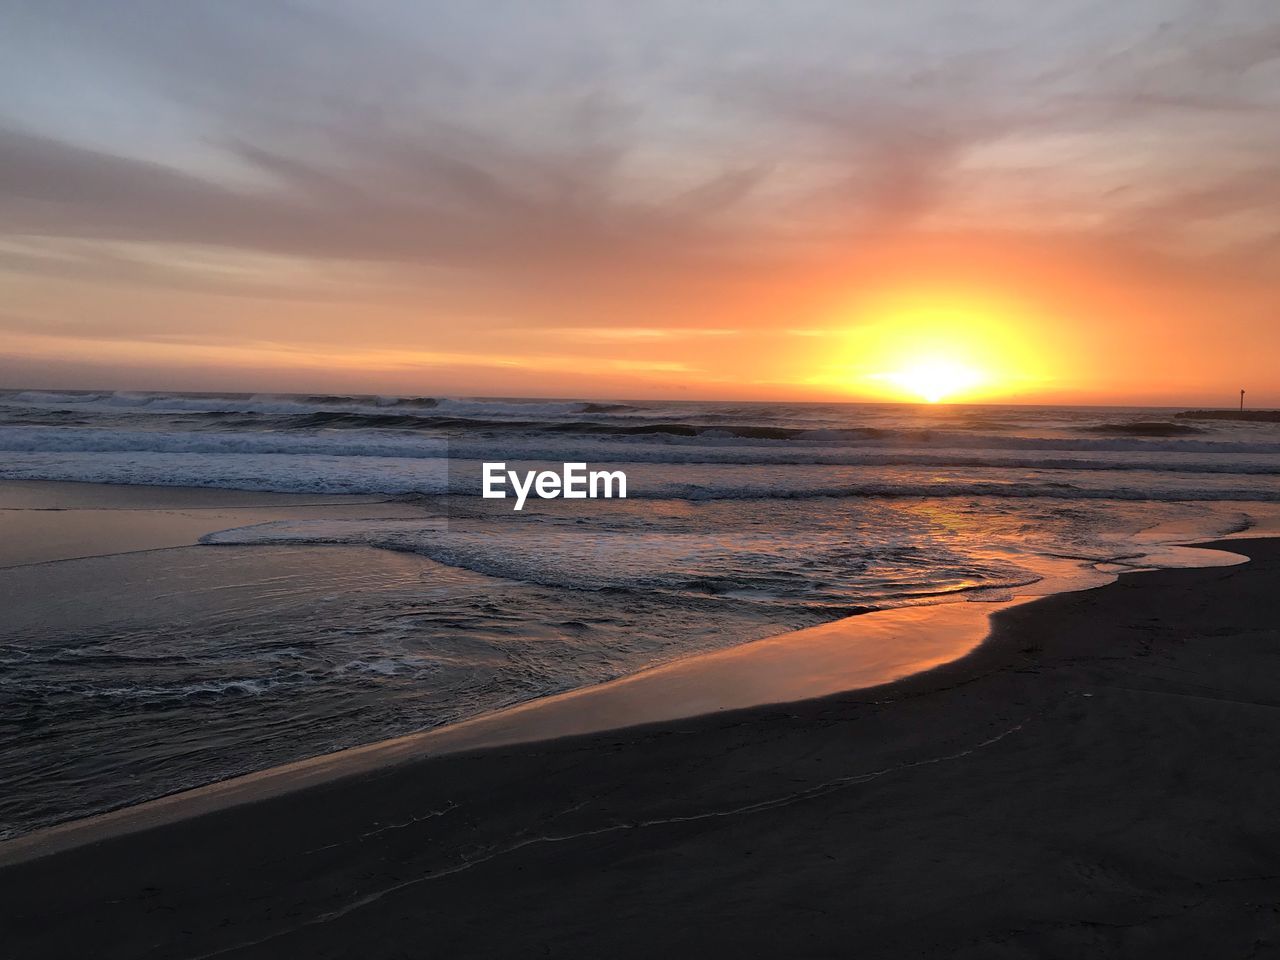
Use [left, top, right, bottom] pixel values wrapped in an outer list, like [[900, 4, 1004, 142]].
[[0, 477, 1049, 854], [3, 515, 1279, 956], [6, 4, 1280, 953], [2, 394, 1279, 958], [10, 393, 1277, 851]]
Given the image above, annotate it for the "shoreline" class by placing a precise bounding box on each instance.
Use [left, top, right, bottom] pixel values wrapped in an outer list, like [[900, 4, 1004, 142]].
[[0, 595, 1032, 866], [0, 478, 418, 568], [0, 478, 1258, 862], [3, 537, 1277, 956]]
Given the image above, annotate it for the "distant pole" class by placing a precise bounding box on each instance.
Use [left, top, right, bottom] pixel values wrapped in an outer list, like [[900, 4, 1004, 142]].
[[1240, 389, 1245, 412]]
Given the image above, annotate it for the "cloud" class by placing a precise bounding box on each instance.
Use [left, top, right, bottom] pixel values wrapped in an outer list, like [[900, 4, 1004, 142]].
[[540, 327, 741, 341], [1, 1, 1279, 395], [5, 3, 1280, 268]]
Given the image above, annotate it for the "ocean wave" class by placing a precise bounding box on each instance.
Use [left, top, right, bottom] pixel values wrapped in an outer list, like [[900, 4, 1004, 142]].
[[302, 395, 441, 408], [1080, 421, 1206, 437], [0, 673, 309, 705], [11, 447, 1273, 501], [5, 654, 436, 703], [3, 427, 1280, 474], [201, 516, 1040, 603], [4, 390, 112, 405], [233, 415, 1280, 454], [3, 392, 1279, 502], [5, 393, 1278, 457], [661, 481, 1280, 502], [581, 402, 639, 413], [288, 411, 455, 430], [0, 390, 646, 421]]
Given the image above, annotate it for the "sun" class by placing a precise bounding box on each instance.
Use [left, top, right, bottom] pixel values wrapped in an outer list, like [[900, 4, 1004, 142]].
[[880, 357, 986, 404], [802, 288, 1051, 403]]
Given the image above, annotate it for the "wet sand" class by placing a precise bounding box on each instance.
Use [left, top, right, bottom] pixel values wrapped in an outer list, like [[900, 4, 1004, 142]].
[[4, 531, 1279, 957], [0, 479, 415, 567], [0, 478, 1033, 859], [0, 596, 1021, 864]]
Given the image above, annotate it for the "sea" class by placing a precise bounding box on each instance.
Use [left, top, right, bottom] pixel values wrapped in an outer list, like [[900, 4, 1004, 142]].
[[3, 389, 1279, 838]]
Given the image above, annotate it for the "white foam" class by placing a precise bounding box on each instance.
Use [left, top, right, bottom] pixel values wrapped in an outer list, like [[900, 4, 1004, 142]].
[[1, 427, 1278, 477]]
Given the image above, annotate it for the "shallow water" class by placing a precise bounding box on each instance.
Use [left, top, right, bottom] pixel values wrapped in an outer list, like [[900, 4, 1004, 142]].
[[2, 391, 1279, 838]]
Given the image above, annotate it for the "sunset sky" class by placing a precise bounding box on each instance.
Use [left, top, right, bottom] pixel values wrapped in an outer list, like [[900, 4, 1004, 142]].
[[2, 1, 1279, 405]]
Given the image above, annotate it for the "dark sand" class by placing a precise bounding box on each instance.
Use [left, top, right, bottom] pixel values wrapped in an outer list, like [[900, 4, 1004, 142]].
[[0, 595, 1018, 863], [4, 538, 1279, 957], [0, 478, 1037, 853]]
